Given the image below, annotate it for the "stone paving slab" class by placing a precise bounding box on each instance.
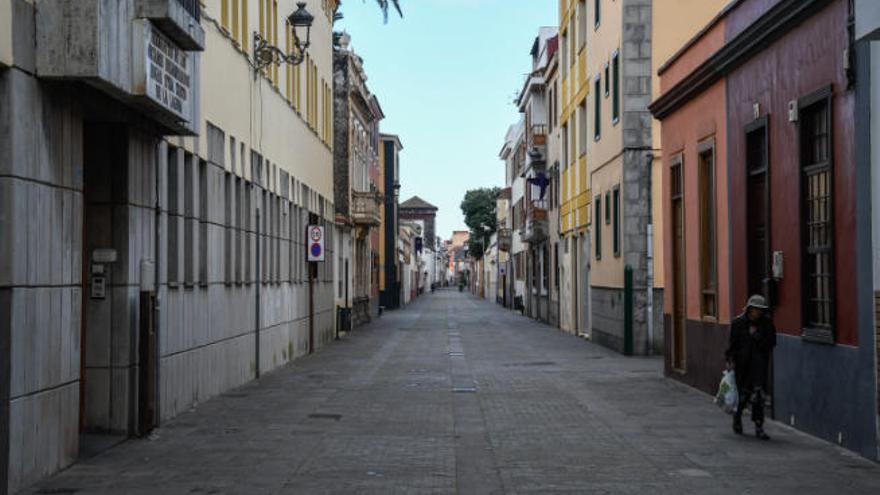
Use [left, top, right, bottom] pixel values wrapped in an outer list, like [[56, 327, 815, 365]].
[[25, 290, 880, 494]]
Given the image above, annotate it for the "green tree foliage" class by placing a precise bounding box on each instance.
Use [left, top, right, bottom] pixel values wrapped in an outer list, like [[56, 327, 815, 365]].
[[374, 0, 403, 21], [334, 1, 403, 24], [460, 187, 500, 259]]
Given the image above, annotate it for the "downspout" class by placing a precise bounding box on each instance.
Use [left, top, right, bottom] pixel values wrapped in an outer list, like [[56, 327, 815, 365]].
[[154, 139, 163, 426], [646, 152, 655, 355], [255, 206, 261, 378]]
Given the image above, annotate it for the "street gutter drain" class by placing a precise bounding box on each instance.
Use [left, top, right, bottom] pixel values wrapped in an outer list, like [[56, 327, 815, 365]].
[[308, 413, 343, 421], [36, 489, 79, 495], [452, 387, 477, 394]]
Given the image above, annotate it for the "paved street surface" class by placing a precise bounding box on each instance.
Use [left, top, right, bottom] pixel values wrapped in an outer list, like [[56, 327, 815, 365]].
[[29, 290, 880, 494]]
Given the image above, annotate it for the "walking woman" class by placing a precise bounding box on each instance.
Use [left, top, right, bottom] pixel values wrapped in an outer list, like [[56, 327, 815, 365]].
[[725, 294, 776, 440]]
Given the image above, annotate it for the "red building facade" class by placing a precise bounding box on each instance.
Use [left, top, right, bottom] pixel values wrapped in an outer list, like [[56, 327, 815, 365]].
[[652, 0, 877, 458]]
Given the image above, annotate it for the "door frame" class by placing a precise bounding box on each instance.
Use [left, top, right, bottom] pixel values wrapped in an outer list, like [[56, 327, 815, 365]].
[[670, 153, 687, 372], [745, 116, 772, 302]]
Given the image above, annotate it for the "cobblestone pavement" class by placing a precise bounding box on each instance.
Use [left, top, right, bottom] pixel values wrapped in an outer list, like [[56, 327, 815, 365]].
[[28, 290, 880, 494]]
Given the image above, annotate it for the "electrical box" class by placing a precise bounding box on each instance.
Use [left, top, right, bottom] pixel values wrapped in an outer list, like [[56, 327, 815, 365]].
[[788, 101, 798, 122], [140, 259, 156, 292], [91, 276, 106, 299], [772, 251, 784, 279]]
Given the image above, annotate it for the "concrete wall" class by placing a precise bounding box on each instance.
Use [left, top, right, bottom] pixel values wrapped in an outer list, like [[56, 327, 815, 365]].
[[1, 1, 341, 492], [0, 65, 84, 493]]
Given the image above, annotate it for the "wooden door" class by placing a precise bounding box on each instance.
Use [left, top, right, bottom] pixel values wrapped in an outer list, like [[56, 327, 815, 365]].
[[671, 162, 686, 371], [746, 119, 770, 300]]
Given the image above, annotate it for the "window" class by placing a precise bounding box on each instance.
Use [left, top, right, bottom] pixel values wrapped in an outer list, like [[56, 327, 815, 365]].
[[594, 0, 601, 28], [578, 1, 587, 50], [594, 76, 601, 141], [578, 102, 587, 157], [612, 186, 620, 257], [698, 141, 717, 318], [569, 119, 577, 165], [595, 196, 602, 260], [548, 85, 555, 132], [612, 51, 620, 124], [199, 159, 208, 285], [167, 146, 180, 284], [799, 87, 834, 341], [561, 34, 568, 79], [604, 63, 610, 97], [554, 243, 560, 290], [562, 123, 569, 169], [184, 152, 195, 285], [236, 178, 243, 283], [240, 0, 248, 52]]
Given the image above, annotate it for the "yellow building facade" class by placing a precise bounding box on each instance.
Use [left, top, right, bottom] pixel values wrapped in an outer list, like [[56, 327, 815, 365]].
[[558, 0, 592, 334], [584, 0, 730, 354], [559, 0, 591, 237]]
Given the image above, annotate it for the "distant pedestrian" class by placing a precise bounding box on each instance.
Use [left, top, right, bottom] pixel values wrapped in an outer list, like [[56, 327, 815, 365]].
[[725, 294, 776, 440]]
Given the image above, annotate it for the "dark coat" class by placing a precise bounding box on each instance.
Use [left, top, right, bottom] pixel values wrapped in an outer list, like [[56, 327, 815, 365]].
[[725, 313, 776, 391]]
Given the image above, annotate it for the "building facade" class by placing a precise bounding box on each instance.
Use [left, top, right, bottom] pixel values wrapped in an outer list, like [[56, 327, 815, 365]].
[[379, 134, 403, 310], [856, 0, 880, 447], [558, 0, 591, 337], [500, 121, 528, 311], [517, 27, 558, 325], [652, 0, 878, 460], [333, 33, 384, 327], [0, 0, 344, 491]]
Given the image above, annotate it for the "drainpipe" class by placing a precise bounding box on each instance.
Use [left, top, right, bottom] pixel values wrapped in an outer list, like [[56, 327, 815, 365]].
[[645, 152, 655, 355], [154, 140, 163, 426], [647, 224, 654, 356], [255, 206, 261, 378], [624, 265, 634, 356]]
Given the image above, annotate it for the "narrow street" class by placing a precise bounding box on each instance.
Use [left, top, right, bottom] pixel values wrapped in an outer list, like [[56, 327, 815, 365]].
[[30, 290, 880, 495]]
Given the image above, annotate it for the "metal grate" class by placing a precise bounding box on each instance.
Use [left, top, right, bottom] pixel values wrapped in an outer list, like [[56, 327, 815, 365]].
[[176, 0, 200, 22], [801, 98, 833, 334]]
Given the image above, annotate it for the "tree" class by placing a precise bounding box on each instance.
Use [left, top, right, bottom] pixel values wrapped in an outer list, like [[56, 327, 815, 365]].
[[334, 1, 403, 24], [460, 187, 500, 260], [374, 0, 403, 21]]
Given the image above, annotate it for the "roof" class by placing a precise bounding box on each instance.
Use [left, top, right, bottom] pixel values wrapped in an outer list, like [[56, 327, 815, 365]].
[[400, 196, 438, 210], [380, 133, 404, 150]]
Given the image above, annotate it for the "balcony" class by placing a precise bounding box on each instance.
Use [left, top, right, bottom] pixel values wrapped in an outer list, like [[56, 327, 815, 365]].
[[497, 228, 513, 252], [36, 0, 204, 135], [520, 206, 549, 244], [136, 0, 205, 50], [352, 191, 382, 227], [526, 125, 548, 170]]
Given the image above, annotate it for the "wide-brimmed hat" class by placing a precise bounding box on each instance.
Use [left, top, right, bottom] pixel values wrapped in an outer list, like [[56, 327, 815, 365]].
[[746, 294, 769, 310]]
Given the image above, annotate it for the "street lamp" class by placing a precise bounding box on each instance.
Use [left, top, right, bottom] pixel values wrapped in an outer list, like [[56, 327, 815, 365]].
[[253, 2, 313, 73]]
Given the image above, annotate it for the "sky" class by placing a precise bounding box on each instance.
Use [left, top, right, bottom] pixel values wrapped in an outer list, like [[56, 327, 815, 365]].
[[336, 0, 558, 241]]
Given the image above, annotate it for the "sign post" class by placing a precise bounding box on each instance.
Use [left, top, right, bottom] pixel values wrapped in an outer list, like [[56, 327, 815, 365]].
[[307, 225, 325, 262]]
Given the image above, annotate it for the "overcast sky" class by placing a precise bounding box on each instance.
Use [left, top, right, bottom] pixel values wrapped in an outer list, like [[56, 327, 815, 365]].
[[336, 0, 557, 240]]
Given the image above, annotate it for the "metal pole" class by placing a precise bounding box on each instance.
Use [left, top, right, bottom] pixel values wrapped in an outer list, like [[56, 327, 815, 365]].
[[255, 207, 261, 378], [647, 224, 654, 355], [624, 265, 634, 356]]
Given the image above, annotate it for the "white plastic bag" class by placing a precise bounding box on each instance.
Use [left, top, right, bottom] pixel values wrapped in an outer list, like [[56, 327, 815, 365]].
[[714, 370, 738, 415]]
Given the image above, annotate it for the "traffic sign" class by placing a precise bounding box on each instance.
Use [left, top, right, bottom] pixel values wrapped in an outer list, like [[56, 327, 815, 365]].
[[307, 225, 325, 262]]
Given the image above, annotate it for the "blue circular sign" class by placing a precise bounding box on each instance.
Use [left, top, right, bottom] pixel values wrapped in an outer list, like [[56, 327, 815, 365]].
[[310, 243, 322, 258]]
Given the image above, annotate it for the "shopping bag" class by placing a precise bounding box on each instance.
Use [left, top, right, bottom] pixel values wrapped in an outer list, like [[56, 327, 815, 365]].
[[714, 370, 738, 414]]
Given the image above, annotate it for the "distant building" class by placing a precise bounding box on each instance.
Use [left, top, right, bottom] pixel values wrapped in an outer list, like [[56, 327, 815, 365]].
[[333, 33, 385, 327], [516, 27, 557, 325], [379, 134, 404, 310], [400, 196, 439, 289]]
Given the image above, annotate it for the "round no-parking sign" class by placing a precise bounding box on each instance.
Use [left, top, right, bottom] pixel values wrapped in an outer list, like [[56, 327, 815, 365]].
[[307, 225, 325, 262]]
